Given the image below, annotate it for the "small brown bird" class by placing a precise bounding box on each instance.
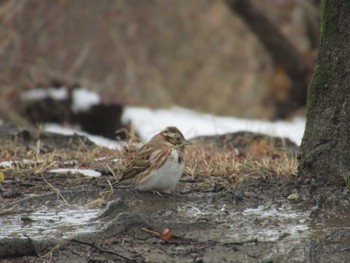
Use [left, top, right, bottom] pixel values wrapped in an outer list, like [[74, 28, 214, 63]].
[[113, 126, 191, 192]]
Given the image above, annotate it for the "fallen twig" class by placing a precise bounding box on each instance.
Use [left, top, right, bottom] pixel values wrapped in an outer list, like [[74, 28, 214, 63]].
[[71, 238, 136, 262], [141, 227, 161, 237]]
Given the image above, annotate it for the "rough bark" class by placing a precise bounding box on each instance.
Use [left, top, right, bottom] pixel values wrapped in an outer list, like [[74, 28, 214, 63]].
[[298, 0, 350, 185], [225, 0, 310, 118]]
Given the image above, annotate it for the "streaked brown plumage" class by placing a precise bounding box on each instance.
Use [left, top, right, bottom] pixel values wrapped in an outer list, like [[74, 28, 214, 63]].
[[113, 126, 191, 192]]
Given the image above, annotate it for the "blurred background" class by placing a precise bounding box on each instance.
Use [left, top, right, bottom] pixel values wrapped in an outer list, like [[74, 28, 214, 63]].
[[0, 0, 320, 127]]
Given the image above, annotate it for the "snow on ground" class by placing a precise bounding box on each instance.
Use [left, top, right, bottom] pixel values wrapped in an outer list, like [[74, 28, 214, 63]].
[[71, 88, 101, 113], [0, 160, 44, 168], [43, 107, 305, 146], [20, 87, 68, 101], [43, 123, 124, 150], [20, 87, 101, 113], [0, 161, 13, 168], [123, 107, 305, 145], [20, 88, 305, 145], [49, 168, 101, 177]]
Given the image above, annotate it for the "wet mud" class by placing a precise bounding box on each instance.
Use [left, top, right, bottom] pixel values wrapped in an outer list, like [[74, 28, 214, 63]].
[[1, 179, 350, 262]]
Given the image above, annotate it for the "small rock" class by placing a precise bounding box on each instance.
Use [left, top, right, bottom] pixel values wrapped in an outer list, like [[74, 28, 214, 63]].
[[21, 216, 34, 222], [287, 193, 300, 202], [175, 246, 187, 252]]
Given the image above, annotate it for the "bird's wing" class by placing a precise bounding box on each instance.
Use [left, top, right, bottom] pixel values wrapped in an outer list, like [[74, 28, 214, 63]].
[[119, 158, 151, 182], [112, 145, 153, 187]]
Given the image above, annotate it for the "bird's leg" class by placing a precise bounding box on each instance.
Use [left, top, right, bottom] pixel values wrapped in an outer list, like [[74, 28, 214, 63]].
[[151, 190, 163, 197]]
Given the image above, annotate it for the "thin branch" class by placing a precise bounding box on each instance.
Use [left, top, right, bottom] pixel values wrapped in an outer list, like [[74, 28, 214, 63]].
[[71, 238, 136, 262]]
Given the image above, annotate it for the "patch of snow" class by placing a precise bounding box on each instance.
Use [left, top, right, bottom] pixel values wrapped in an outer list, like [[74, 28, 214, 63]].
[[0, 161, 13, 168], [20, 87, 68, 101], [122, 106, 305, 145], [20, 87, 101, 113], [43, 123, 123, 150], [49, 168, 101, 177], [94, 157, 108, 161], [71, 88, 101, 113], [0, 159, 44, 167]]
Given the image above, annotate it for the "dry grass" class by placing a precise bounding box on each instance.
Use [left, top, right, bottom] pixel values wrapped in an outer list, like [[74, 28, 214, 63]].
[[1, 131, 298, 194], [0, 138, 124, 206], [184, 142, 298, 190], [0, 139, 123, 180]]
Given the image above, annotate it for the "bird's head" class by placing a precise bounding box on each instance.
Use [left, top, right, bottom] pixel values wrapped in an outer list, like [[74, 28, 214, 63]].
[[160, 126, 191, 148]]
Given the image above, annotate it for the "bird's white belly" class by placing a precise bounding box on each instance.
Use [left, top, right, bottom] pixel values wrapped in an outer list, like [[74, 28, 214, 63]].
[[138, 149, 184, 191]]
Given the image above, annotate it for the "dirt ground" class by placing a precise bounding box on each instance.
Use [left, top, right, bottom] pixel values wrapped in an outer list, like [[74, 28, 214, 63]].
[[1, 125, 350, 263]]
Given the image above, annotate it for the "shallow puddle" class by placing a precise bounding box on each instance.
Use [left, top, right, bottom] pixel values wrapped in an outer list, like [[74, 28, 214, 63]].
[[178, 202, 311, 242], [0, 204, 101, 239]]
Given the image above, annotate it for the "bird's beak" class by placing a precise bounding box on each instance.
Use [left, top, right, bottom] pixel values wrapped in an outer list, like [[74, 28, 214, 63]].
[[184, 139, 192, 145]]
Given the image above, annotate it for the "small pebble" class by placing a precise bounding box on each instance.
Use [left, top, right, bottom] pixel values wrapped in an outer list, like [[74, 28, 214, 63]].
[[287, 193, 300, 202]]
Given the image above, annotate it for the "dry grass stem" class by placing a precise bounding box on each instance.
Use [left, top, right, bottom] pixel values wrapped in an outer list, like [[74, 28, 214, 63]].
[[41, 173, 69, 205]]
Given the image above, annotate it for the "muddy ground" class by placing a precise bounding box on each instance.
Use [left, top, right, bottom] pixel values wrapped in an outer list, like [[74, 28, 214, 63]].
[[1, 126, 350, 263]]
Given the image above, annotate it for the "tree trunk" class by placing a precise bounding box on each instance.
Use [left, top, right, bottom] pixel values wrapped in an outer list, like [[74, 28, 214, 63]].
[[298, 0, 350, 185]]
